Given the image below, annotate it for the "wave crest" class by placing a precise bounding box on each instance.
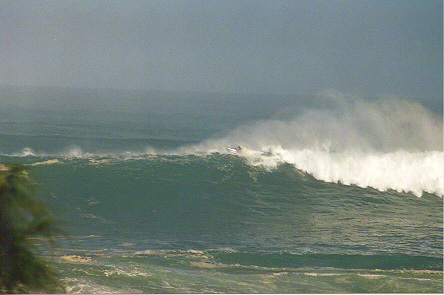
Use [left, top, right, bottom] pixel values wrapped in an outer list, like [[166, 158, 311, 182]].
[[244, 146, 443, 197]]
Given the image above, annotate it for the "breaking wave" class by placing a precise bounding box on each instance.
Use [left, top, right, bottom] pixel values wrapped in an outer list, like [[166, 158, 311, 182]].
[[2, 93, 442, 198], [181, 94, 443, 197]]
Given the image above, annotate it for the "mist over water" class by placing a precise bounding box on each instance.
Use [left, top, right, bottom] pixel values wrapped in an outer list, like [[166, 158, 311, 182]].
[[194, 91, 442, 153]]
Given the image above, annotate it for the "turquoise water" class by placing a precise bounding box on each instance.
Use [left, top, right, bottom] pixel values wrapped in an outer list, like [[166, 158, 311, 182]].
[[1, 88, 442, 293]]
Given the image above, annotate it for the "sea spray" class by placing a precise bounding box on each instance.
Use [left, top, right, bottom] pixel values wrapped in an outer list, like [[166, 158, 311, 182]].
[[196, 94, 442, 153]]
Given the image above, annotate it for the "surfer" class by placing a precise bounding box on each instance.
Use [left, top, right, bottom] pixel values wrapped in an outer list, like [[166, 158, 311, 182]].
[[227, 145, 243, 154]]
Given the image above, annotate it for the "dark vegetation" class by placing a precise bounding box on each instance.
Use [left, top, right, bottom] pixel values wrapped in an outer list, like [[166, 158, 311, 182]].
[[0, 164, 63, 293]]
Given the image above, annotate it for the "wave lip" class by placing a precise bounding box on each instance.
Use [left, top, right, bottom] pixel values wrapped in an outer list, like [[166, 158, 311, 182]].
[[246, 146, 443, 198]]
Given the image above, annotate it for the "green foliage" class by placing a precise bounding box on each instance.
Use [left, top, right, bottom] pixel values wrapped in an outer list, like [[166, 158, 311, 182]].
[[0, 164, 63, 293]]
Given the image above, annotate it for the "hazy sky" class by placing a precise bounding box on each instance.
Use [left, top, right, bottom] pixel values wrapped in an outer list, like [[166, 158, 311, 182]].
[[1, 0, 442, 100]]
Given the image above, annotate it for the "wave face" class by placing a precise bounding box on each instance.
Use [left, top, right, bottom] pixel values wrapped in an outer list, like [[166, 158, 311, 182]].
[[9, 154, 442, 256], [8, 153, 442, 293], [0, 88, 442, 293]]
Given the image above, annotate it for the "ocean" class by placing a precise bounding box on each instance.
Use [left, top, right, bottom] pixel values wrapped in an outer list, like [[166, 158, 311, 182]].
[[1, 87, 443, 293]]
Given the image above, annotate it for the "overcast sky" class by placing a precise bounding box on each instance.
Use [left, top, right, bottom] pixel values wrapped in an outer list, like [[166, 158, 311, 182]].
[[1, 0, 442, 101]]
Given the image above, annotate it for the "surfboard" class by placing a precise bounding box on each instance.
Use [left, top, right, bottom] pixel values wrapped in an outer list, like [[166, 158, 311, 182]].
[[227, 148, 239, 154]]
